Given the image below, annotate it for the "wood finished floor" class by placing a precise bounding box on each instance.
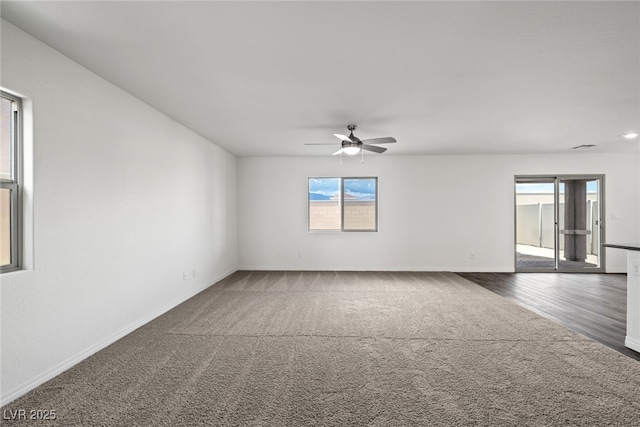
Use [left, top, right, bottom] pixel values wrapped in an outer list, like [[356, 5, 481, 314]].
[[458, 272, 640, 361]]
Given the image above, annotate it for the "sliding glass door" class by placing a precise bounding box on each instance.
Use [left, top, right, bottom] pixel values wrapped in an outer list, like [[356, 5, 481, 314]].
[[515, 175, 604, 272]]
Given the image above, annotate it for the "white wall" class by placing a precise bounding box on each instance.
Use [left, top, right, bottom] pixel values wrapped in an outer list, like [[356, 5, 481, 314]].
[[238, 153, 639, 272], [0, 20, 237, 404]]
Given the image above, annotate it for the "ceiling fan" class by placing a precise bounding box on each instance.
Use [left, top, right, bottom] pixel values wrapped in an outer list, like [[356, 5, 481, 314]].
[[306, 125, 396, 156]]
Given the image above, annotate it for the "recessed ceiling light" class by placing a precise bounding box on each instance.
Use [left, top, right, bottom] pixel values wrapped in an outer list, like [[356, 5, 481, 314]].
[[623, 132, 638, 139]]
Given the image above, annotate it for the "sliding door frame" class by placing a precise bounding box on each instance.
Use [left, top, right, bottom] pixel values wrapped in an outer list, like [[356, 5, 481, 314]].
[[514, 174, 606, 273]]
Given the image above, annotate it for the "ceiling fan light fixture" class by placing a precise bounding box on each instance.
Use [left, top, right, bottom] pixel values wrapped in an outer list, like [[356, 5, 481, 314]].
[[343, 146, 361, 155]]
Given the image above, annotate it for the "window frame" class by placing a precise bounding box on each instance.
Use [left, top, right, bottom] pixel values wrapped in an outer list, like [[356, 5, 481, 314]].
[[308, 176, 378, 232], [1, 90, 23, 273]]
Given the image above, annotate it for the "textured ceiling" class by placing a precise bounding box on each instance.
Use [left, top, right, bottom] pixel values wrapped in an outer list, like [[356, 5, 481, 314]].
[[1, 1, 639, 157]]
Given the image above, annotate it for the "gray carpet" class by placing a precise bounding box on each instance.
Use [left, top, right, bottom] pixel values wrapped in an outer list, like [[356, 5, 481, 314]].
[[2, 271, 640, 426]]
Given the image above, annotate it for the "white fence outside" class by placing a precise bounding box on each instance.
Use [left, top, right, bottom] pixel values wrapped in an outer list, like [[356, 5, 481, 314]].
[[516, 201, 599, 255]]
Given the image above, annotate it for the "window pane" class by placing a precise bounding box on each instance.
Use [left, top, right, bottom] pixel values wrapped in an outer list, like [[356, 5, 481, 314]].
[[0, 97, 14, 181], [343, 178, 377, 230], [515, 181, 556, 269], [0, 188, 11, 266], [309, 178, 341, 230], [558, 178, 600, 269]]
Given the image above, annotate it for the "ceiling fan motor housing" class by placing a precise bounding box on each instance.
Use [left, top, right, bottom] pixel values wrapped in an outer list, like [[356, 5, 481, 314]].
[[343, 140, 362, 149]]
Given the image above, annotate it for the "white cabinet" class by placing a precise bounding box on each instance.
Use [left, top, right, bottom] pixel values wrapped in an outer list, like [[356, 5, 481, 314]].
[[626, 250, 640, 352]]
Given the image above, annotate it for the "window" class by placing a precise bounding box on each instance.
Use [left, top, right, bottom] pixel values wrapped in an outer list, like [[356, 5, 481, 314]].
[[308, 177, 377, 231], [1, 91, 22, 272]]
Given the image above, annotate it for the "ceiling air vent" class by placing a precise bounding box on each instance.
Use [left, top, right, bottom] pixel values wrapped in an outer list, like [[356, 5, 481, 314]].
[[571, 144, 597, 150]]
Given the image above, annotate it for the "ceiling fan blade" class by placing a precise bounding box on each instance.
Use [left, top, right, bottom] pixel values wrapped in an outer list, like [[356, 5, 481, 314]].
[[361, 136, 396, 144], [332, 148, 345, 156], [334, 134, 353, 142], [362, 144, 387, 153]]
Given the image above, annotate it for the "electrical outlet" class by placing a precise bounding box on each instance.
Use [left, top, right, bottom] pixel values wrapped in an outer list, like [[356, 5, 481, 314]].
[[469, 252, 476, 260], [183, 273, 187, 281], [633, 263, 640, 275], [297, 250, 303, 258]]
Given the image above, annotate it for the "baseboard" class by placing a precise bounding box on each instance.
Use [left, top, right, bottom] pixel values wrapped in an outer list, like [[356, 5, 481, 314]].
[[0, 268, 237, 407], [237, 266, 513, 273], [625, 336, 640, 353]]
